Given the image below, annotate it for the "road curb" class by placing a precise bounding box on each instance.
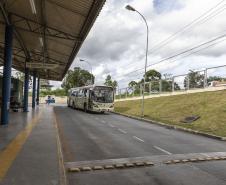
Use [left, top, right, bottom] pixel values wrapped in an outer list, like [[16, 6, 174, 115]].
[[111, 111, 226, 141]]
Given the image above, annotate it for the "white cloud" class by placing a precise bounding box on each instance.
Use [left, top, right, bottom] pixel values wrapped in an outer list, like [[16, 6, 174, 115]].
[[54, 0, 226, 89]]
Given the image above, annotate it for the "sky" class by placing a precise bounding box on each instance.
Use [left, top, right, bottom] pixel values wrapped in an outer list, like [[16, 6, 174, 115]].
[[50, 0, 226, 89]]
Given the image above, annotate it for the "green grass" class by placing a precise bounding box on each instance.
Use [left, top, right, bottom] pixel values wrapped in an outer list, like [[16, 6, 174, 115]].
[[115, 90, 226, 137]]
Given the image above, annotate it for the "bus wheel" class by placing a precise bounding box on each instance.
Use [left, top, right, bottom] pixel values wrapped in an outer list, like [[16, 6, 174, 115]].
[[101, 111, 105, 114], [84, 103, 87, 112]]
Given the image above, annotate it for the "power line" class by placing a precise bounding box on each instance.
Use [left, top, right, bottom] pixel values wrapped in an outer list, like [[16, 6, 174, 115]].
[[125, 1, 226, 69], [116, 34, 226, 81], [149, 0, 226, 54]]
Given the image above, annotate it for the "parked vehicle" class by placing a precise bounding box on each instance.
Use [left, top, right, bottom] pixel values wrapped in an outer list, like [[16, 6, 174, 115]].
[[67, 85, 114, 113]]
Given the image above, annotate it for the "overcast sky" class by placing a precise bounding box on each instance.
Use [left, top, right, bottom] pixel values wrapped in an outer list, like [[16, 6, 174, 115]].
[[51, 0, 226, 89]]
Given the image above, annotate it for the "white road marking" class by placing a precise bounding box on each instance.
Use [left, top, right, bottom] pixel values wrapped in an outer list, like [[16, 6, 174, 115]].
[[95, 117, 99, 120], [118, 128, 127, 134], [101, 120, 106, 123], [109, 124, 115, 128], [153, 146, 172, 155], [133, 136, 145, 142]]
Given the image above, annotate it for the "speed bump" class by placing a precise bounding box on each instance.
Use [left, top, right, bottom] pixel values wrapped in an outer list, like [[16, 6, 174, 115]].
[[135, 162, 145, 166], [81, 167, 92, 171], [115, 164, 124, 169], [104, 165, 114, 169], [125, 163, 135, 167], [68, 168, 80, 172], [92, 166, 104, 170], [66, 153, 226, 173], [189, 158, 199, 162], [144, 161, 154, 166], [181, 159, 189, 163]]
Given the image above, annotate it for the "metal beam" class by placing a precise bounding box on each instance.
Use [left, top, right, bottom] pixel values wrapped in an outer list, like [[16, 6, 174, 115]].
[[36, 77, 40, 105], [8, 13, 80, 41], [0, 2, 30, 59], [23, 67, 29, 112]]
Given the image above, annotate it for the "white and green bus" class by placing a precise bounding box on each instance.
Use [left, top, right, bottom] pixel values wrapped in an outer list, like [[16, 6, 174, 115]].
[[67, 85, 114, 113]]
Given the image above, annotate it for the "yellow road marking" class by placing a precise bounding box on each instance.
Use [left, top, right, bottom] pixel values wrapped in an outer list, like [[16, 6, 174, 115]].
[[0, 111, 42, 181]]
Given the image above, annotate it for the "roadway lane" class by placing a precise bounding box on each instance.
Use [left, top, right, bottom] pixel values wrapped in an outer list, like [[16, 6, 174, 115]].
[[54, 105, 226, 185]]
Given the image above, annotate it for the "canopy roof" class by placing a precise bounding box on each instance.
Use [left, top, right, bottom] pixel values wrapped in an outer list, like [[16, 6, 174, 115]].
[[0, 0, 106, 80]]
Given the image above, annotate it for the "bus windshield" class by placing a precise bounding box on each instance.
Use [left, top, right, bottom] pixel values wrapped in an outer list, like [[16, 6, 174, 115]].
[[92, 86, 114, 103]]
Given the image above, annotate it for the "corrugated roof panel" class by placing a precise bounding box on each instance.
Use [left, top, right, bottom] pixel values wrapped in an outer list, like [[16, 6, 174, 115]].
[[0, 0, 106, 80]]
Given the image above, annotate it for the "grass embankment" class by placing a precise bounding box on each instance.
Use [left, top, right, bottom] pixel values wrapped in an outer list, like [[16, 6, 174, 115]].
[[115, 90, 226, 137]]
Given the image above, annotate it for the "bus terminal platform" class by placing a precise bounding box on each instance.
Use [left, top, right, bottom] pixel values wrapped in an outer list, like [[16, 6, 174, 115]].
[[0, 105, 64, 185]]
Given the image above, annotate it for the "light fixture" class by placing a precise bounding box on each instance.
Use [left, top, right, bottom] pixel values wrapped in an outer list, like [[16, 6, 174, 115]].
[[29, 0, 37, 14], [125, 5, 136, 11]]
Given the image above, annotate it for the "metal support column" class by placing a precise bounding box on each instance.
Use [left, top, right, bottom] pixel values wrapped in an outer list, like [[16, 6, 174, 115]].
[[1, 24, 14, 125], [23, 68, 29, 112], [32, 71, 37, 109], [36, 77, 40, 105]]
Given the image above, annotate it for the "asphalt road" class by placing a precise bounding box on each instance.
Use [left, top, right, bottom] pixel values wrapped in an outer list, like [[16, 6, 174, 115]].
[[54, 106, 226, 185]]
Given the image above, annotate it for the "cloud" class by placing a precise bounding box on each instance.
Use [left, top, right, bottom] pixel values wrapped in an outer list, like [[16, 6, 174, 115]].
[[53, 0, 226, 89]]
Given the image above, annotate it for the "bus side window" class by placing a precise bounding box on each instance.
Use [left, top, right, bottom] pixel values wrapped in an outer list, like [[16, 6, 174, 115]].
[[78, 90, 83, 97], [83, 89, 87, 97], [71, 91, 75, 96]]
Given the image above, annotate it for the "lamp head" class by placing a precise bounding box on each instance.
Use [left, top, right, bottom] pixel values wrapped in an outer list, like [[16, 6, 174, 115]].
[[125, 5, 136, 11]]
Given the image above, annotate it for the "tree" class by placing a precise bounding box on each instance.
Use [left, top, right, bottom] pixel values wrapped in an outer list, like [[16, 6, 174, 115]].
[[184, 71, 204, 89], [128, 80, 140, 94], [145, 69, 161, 82], [104, 75, 118, 89], [61, 67, 94, 92], [128, 81, 138, 88], [207, 76, 226, 82]]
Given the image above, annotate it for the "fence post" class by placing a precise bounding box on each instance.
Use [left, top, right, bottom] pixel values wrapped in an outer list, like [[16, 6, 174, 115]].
[[159, 80, 162, 94], [125, 88, 127, 99], [204, 68, 207, 88], [172, 77, 175, 92], [149, 82, 152, 95], [140, 84, 142, 97], [133, 86, 135, 97], [187, 75, 190, 90]]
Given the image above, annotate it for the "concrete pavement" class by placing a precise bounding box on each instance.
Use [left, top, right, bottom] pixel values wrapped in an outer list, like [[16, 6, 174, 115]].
[[0, 106, 64, 185], [54, 105, 226, 185]]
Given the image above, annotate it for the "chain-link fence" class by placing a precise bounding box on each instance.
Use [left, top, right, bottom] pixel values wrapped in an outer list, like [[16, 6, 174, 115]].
[[116, 65, 226, 100]]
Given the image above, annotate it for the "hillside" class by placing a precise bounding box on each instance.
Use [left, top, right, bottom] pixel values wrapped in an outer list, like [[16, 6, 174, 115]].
[[115, 90, 226, 137]]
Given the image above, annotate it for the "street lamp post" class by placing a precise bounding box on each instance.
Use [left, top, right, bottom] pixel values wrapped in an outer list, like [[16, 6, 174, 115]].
[[125, 5, 149, 117], [79, 59, 93, 84]]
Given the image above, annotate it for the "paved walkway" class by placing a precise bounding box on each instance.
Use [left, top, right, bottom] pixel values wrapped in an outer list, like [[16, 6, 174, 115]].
[[0, 106, 64, 185]]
